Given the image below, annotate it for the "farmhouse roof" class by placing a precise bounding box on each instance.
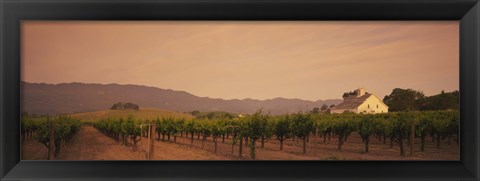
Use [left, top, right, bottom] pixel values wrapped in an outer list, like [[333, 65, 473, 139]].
[[331, 94, 372, 110]]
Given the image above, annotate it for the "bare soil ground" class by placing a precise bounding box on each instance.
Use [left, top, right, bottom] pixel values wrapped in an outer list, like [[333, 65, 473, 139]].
[[22, 126, 459, 160], [22, 126, 231, 160], [168, 133, 458, 160], [21, 139, 48, 160]]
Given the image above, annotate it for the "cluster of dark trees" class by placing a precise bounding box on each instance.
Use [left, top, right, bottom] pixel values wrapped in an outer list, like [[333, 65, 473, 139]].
[[383, 88, 459, 112], [342, 90, 369, 99], [110, 102, 140, 110], [310, 104, 335, 114]]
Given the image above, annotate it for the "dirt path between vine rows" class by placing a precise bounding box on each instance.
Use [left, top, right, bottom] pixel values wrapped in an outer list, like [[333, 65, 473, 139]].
[[25, 126, 230, 160], [56, 126, 142, 160]]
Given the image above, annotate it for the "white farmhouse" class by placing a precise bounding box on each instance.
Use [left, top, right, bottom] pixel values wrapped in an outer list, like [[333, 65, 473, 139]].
[[330, 88, 389, 114]]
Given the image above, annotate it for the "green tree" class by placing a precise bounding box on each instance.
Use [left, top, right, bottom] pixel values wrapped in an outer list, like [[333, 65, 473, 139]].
[[243, 110, 269, 159], [392, 113, 410, 155], [421, 90, 459, 110], [357, 115, 377, 153], [330, 114, 356, 150], [416, 112, 433, 151], [290, 113, 313, 154], [183, 120, 196, 146], [125, 115, 141, 150], [273, 115, 291, 150], [383, 88, 425, 111], [342, 91, 356, 99], [210, 119, 225, 153]]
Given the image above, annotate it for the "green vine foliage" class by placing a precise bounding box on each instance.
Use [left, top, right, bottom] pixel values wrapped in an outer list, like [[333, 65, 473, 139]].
[[23, 110, 459, 159]]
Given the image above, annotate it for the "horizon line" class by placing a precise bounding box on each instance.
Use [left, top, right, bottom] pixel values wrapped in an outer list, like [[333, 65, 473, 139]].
[[22, 81, 458, 102], [22, 81, 343, 102]]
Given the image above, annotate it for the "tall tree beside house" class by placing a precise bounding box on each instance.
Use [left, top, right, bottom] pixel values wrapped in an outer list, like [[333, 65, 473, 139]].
[[342, 91, 357, 99], [384, 88, 459, 112], [343, 90, 370, 99], [383, 88, 425, 112]]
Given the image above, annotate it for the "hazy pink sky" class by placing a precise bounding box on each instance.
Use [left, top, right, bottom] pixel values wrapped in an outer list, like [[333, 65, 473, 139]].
[[22, 21, 459, 101]]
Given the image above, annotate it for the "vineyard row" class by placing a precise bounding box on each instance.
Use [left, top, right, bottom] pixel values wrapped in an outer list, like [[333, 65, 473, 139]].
[[89, 110, 459, 159]]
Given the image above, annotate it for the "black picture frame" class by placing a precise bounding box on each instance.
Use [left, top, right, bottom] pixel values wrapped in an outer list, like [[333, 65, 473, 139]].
[[1, 0, 479, 180]]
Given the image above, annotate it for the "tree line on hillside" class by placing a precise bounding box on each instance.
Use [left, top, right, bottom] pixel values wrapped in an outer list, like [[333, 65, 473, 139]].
[[383, 88, 459, 112]]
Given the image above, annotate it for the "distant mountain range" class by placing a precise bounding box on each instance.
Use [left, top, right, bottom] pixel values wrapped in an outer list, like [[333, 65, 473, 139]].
[[22, 82, 342, 116]]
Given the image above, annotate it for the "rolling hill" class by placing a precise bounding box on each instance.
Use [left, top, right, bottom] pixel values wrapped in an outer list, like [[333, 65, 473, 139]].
[[22, 82, 342, 115]]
